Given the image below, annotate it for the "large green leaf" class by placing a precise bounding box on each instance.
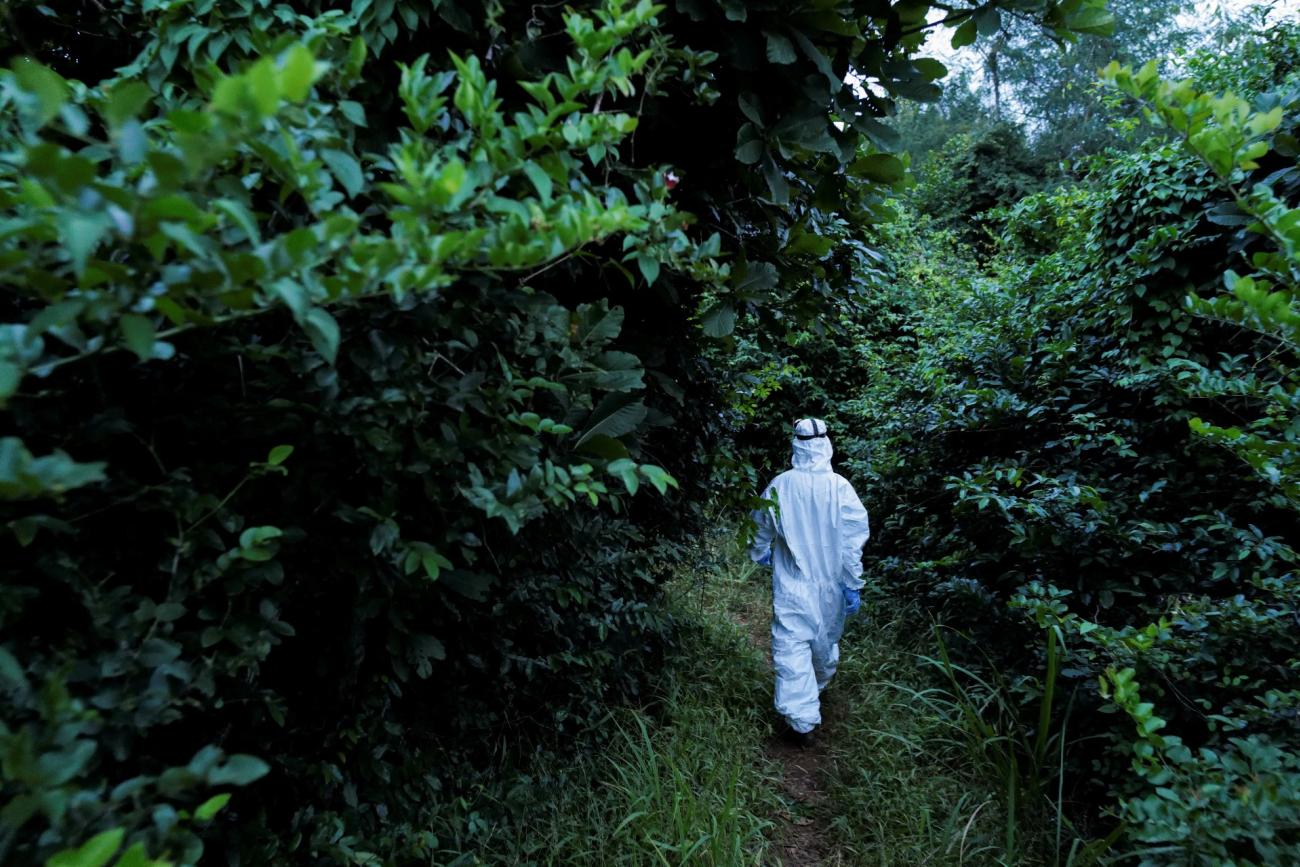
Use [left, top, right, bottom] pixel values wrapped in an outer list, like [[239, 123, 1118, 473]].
[[764, 30, 797, 64], [119, 315, 156, 362], [580, 350, 645, 392], [574, 304, 625, 347], [790, 29, 839, 90], [194, 793, 232, 822], [208, 755, 270, 787], [575, 392, 647, 446], [322, 149, 364, 197], [1066, 5, 1115, 36], [761, 156, 790, 203], [0, 438, 107, 500], [45, 829, 124, 867], [735, 122, 765, 164], [57, 212, 109, 277], [950, 17, 978, 48], [576, 433, 631, 459], [12, 58, 68, 128], [303, 307, 341, 364], [733, 261, 779, 298], [701, 303, 737, 337], [974, 7, 1001, 35], [849, 153, 906, 184]]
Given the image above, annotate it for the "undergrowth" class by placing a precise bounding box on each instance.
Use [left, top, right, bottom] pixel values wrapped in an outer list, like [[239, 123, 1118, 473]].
[[429, 529, 1084, 866], [693, 529, 1046, 865], [429, 541, 783, 866], [820, 602, 1030, 865]]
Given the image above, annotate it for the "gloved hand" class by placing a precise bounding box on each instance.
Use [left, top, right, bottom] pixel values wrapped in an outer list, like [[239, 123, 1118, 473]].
[[843, 586, 861, 616], [757, 548, 772, 567]]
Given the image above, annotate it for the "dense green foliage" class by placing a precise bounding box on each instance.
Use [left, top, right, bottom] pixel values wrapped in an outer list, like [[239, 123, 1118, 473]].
[[729, 16, 1300, 863], [424, 531, 784, 866], [2, 7, 705, 863], [13, 0, 1298, 863], [0, 0, 1120, 864], [910, 122, 1048, 249]]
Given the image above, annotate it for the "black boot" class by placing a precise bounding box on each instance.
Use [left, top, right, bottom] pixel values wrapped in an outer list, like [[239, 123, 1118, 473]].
[[780, 724, 816, 748]]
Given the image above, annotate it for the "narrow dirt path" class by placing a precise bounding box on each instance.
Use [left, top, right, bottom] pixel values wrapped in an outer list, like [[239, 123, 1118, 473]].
[[767, 735, 829, 866], [736, 599, 834, 867], [717, 553, 1019, 866]]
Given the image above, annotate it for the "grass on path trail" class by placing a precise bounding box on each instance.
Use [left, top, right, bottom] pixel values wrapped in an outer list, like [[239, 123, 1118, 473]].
[[444, 529, 1031, 866]]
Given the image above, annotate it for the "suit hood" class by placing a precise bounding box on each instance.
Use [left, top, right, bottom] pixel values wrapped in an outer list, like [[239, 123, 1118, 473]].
[[791, 417, 833, 473]]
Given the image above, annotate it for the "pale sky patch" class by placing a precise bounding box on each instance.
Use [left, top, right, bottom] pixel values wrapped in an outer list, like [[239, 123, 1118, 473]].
[[918, 0, 1300, 84]]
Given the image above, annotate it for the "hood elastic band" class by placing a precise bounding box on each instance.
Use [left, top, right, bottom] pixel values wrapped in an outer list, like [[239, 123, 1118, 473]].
[[795, 420, 825, 440]]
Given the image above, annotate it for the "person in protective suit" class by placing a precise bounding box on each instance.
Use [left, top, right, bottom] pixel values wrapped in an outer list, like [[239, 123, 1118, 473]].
[[749, 418, 870, 746]]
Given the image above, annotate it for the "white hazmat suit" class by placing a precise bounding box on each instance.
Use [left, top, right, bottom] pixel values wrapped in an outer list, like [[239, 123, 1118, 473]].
[[749, 418, 871, 734]]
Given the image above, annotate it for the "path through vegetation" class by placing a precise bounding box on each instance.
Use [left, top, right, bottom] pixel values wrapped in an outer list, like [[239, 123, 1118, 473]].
[[673, 533, 1031, 867], [767, 734, 829, 866], [447, 528, 1033, 865], [733, 579, 831, 866]]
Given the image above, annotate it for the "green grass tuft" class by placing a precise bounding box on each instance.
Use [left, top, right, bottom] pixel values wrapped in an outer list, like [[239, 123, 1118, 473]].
[[434, 541, 782, 866]]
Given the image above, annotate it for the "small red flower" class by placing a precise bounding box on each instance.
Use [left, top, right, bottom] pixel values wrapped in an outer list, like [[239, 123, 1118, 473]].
[[665, 170, 680, 190]]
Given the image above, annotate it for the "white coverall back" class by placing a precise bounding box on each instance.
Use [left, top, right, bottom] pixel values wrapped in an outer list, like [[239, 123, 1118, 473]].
[[749, 418, 870, 734]]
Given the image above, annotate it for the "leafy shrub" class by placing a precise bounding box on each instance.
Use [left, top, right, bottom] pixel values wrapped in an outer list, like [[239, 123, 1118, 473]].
[[0, 6, 714, 861], [910, 123, 1052, 249], [725, 18, 1300, 862]]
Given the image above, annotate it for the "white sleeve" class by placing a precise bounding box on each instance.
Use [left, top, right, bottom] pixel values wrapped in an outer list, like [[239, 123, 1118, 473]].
[[748, 485, 777, 563], [838, 478, 870, 588]]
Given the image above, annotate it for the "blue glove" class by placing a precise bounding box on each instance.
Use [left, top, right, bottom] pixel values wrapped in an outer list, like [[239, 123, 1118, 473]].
[[843, 586, 861, 616], [757, 548, 772, 567]]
